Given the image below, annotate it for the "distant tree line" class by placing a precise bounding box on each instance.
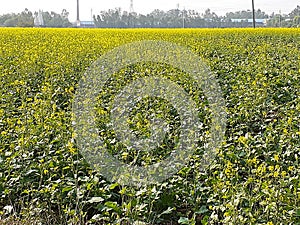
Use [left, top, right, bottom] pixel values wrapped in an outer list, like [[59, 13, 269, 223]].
[[39, 9, 72, 27], [0, 8, 34, 27], [267, 5, 300, 27], [93, 6, 300, 28], [0, 9, 72, 27], [0, 5, 299, 28]]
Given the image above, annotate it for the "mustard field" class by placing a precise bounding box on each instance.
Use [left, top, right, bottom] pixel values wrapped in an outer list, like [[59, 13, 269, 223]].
[[0, 28, 299, 224]]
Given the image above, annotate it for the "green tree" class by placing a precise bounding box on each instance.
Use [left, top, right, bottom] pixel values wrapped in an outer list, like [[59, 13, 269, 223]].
[[17, 8, 34, 27], [42, 10, 71, 27], [289, 5, 300, 18], [293, 16, 300, 27], [3, 17, 18, 27]]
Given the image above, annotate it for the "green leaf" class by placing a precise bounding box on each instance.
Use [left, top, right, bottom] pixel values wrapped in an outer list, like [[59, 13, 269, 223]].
[[195, 205, 209, 214], [178, 217, 189, 224], [88, 196, 105, 203], [159, 207, 174, 216], [104, 201, 121, 214], [109, 182, 119, 190], [61, 186, 73, 193]]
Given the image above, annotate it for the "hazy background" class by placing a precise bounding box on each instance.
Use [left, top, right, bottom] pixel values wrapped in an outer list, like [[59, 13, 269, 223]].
[[0, 0, 299, 22]]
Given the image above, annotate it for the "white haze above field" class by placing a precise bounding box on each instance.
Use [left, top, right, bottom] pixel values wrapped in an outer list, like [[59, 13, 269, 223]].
[[0, 0, 299, 22]]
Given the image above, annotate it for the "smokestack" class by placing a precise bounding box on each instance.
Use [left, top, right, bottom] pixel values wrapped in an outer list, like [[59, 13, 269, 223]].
[[76, 0, 80, 26]]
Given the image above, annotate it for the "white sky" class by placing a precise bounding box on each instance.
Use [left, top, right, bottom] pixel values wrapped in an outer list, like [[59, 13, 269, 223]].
[[0, 0, 299, 22]]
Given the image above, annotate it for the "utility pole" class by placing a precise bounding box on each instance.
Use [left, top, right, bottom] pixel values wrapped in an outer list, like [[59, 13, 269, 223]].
[[76, 0, 80, 27], [182, 7, 185, 28], [279, 10, 282, 27], [252, 0, 256, 28]]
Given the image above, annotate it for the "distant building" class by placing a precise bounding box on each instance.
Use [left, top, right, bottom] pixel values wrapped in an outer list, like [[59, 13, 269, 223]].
[[75, 0, 95, 28], [74, 20, 80, 27], [34, 10, 44, 27], [73, 21, 95, 28], [231, 18, 268, 25]]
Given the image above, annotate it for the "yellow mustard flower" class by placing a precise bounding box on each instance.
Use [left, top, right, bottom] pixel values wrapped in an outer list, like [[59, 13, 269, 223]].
[[274, 154, 279, 162]]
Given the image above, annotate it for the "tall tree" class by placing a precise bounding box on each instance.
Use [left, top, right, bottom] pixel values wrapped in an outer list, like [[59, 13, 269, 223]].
[[17, 8, 34, 27]]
